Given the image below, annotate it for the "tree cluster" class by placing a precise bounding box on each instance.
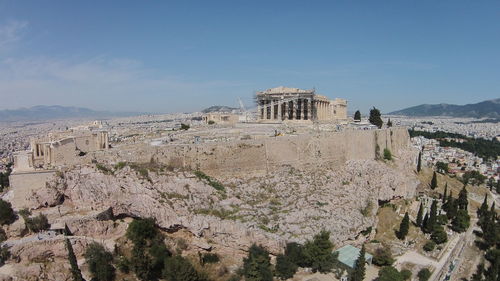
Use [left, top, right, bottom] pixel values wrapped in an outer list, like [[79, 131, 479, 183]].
[[272, 230, 339, 280], [377, 266, 411, 281], [409, 129, 500, 161], [124, 218, 207, 281], [469, 194, 500, 281]]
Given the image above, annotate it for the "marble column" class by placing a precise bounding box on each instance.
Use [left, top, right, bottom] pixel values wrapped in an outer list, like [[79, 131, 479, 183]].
[[270, 100, 275, 120]]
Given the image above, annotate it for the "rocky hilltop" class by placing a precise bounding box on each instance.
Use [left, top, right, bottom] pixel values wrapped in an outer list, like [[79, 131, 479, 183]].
[[1, 141, 418, 279]]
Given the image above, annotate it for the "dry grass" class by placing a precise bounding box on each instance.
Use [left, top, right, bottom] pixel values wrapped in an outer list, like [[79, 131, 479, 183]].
[[417, 167, 489, 212]]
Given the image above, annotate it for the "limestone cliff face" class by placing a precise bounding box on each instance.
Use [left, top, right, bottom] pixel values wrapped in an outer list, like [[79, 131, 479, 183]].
[[25, 142, 418, 254], [2, 129, 419, 280]]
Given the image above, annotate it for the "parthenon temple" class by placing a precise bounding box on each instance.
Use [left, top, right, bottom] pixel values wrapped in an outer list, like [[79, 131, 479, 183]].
[[256, 86, 347, 122]]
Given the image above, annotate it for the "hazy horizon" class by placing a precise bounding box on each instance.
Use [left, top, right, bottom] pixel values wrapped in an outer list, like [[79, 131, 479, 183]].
[[1, 1, 499, 114]]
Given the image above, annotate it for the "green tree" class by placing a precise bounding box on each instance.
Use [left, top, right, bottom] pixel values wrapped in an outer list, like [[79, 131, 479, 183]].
[[487, 177, 495, 191], [446, 197, 458, 220], [302, 230, 337, 273], [275, 254, 298, 280], [242, 244, 273, 281], [478, 195, 489, 219], [126, 218, 158, 245], [442, 183, 448, 204], [377, 266, 408, 281], [471, 263, 484, 281], [422, 213, 429, 232], [383, 148, 392, 161], [416, 202, 424, 227], [431, 225, 447, 244], [0, 199, 15, 225], [350, 244, 366, 281], [387, 118, 393, 127], [458, 185, 468, 210], [397, 212, 410, 240], [423, 241, 436, 252], [65, 238, 84, 281], [430, 171, 437, 190], [451, 209, 470, 233], [424, 200, 438, 234], [25, 213, 50, 233], [417, 152, 422, 173], [417, 268, 431, 281], [354, 110, 361, 121], [372, 247, 394, 266], [163, 255, 202, 281], [284, 242, 306, 267], [84, 242, 115, 281], [368, 107, 383, 128], [496, 180, 500, 194], [436, 162, 448, 173], [0, 228, 6, 243], [0, 246, 10, 267]]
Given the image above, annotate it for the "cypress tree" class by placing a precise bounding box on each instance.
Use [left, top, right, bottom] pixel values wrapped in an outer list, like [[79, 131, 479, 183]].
[[350, 244, 366, 281], [354, 110, 361, 121], [478, 195, 488, 219], [416, 202, 424, 227], [442, 183, 448, 204], [368, 107, 383, 128], [446, 198, 458, 220], [458, 185, 468, 211], [417, 152, 422, 173], [66, 238, 85, 281], [387, 118, 393, 127], [496, 180, 500, 194], [397, 212, 410, 240], [422, 213, 429, 232], [425, 200, 438, 233], [430, 172, 437, 190]]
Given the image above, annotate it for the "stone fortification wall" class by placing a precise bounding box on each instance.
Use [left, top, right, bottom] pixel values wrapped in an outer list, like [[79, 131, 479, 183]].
[[6, 170, 56, 209], [95, 127, 410, 176]]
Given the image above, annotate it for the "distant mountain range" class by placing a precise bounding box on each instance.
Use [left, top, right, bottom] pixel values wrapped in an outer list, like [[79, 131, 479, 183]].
[[201, 105, 239, 113], [0, 105, 144, 122], [389, 98, 500, 118]]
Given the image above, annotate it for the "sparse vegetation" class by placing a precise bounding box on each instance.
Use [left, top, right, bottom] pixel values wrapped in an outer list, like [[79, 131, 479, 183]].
[[360, 200, 373, 217], [24, 213, 50, 233], [194, 170, 225, 192], [383, 148, 392, 160], [96, 163, 113, 175], [114, 161, 127, 170]]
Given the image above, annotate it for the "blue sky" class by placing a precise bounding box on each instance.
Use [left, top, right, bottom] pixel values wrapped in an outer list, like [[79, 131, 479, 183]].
[[0, 1, 499, 114]]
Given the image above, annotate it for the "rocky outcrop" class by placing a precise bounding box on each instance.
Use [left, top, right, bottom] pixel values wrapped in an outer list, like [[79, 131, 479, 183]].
[[18, 143, 418, 254]]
